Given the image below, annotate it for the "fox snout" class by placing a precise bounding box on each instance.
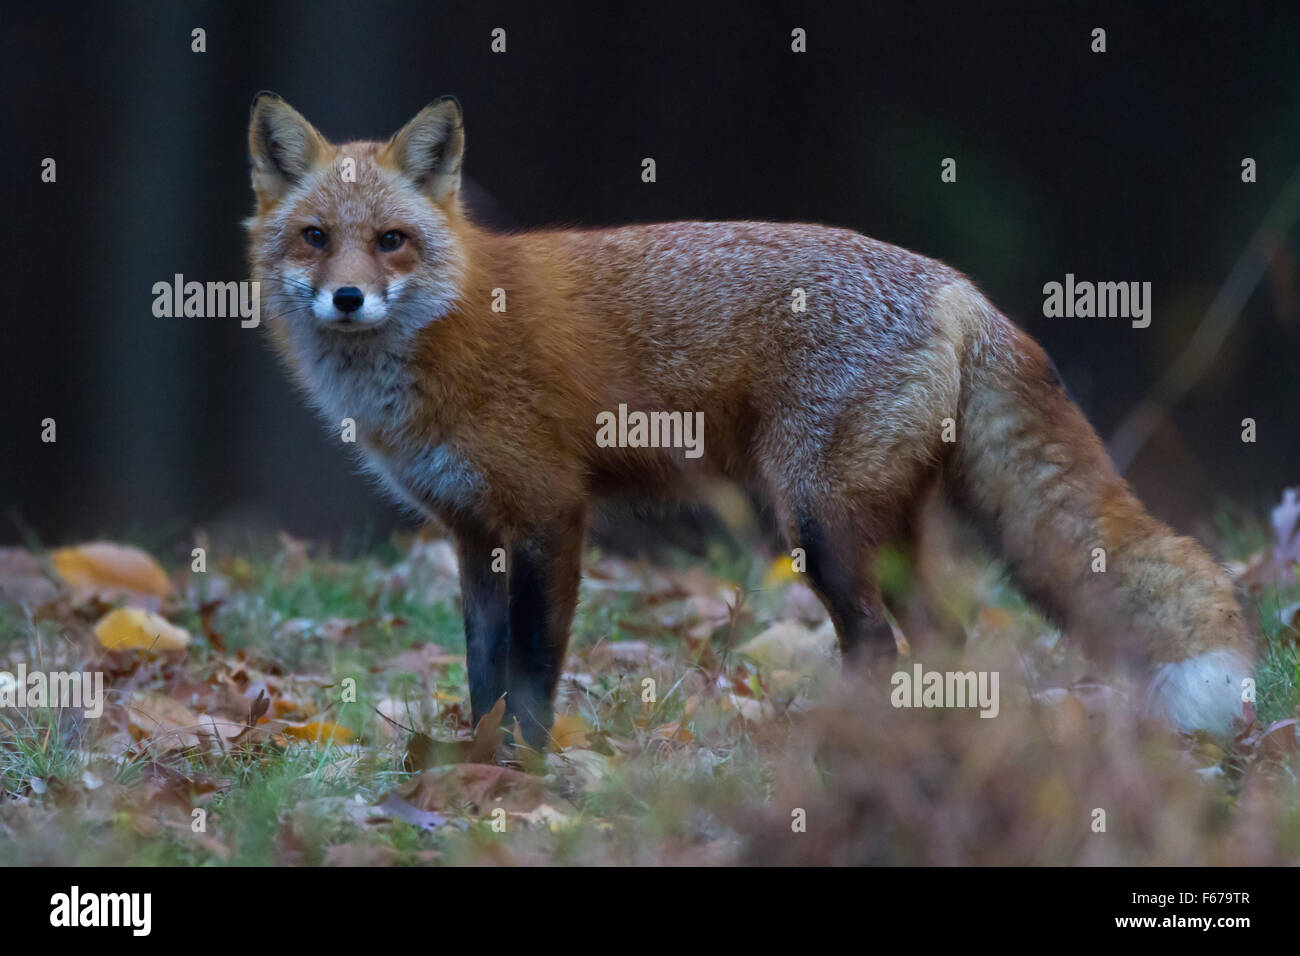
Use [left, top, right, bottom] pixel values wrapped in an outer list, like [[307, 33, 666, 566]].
[[332, 287, 364, 313], [311, 281, 391, 329]]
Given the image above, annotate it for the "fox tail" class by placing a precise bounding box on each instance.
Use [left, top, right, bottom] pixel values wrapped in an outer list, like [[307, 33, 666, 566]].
[[940, 285, 1255, 734]]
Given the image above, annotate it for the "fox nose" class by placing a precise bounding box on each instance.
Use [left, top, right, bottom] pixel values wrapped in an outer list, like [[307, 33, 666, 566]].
[[332, 287, 364, 314]]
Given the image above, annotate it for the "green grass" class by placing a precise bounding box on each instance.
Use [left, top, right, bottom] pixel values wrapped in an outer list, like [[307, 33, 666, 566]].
[[1, 514, 1299, 865]]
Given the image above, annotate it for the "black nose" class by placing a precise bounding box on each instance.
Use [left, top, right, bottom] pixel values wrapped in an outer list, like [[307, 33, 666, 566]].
[[333, 286, 364, 314]]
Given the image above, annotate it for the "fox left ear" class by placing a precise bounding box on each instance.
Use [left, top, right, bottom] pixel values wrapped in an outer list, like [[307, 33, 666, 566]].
[[248, 92, 330, 210], [385, 96, 464, 206]]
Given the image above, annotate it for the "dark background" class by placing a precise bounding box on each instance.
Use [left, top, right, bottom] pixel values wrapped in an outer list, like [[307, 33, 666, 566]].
[[3, 0, 1297, 554]]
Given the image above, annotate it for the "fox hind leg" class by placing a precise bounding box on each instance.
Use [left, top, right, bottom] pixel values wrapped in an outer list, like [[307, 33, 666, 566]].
[[879, 477, 969, 659], [794, 511, 897, 666]]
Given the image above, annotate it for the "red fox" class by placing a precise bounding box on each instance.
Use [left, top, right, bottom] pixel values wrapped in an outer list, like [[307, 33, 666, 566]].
[[245, 93, 1255, 746]]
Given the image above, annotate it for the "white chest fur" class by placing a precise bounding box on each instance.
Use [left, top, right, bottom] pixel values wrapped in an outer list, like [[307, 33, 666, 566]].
[[360, 444, 484, 517], [293, 327, 415, 430], [290, 328, 485, 516]]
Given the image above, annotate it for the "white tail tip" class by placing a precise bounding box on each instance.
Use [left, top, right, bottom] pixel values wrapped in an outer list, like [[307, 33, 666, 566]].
[[1144, 649, 1253, 735]]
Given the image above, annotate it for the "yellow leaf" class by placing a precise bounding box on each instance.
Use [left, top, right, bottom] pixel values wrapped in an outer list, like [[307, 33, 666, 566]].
[[761, 555, 798, 589], [549, 713, 591, 751], [283, 721, 356, 745], [51, 542, 169, 598], [93, 607, 190, 653]]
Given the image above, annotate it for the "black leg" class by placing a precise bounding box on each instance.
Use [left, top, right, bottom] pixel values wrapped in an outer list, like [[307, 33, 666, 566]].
[[797, 512, 896, 665], [507, 509, 585, 750], [453, 522, 510, 728]]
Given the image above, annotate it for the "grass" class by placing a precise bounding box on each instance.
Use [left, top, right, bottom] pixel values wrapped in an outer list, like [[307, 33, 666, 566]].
[[0, 510, 1298, 866]]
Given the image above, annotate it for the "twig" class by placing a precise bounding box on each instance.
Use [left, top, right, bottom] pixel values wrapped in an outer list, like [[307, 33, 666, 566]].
[[1108, 161, 1300, 472]]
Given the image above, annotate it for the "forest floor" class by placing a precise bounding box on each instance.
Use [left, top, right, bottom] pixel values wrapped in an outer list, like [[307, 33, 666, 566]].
[[1, 496, 1299, 865]]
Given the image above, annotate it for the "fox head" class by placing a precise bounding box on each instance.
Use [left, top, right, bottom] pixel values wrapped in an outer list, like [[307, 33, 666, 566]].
[[245, 93, 467, 338]]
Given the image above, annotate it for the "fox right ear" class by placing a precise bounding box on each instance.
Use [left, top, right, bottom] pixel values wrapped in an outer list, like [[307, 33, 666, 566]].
[[384, 96, 465, 206], [248, 92, 329, 210]]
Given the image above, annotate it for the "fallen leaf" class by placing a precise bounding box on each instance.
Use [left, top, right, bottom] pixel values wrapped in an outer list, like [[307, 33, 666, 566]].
[[93, 607, 190, 653], [549, 712, 591, 751], [724, 692, 777, 723], [780, 582, 829, 625], [125, 692, 202, 752], [388, 642, 460, 675], [282, 721, 356, 745], [0, 548, 60, 610], [509, 803, 573, 829], [651, 695, 699, 743], [651, 720, 694, 743], [195, 713, 247, 742], [586, 640, 662, 669], [375, 696, 419, 745], [738, 621, 837, 673], [392, 763, 560, 816], [403, 693, 505, 771], [467, 694, 507, 763], [1258, 718, 1300, 759], [51, 542, 169, 600], [373, 791, 449, 831], [554, 749, 614, 792]]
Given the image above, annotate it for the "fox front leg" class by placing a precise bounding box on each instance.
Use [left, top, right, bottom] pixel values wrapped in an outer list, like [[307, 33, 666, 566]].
[[507, 508, 585, 750], [453, 522, 511, 728]]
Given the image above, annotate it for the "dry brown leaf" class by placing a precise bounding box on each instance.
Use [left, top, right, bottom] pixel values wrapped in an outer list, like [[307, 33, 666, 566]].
[[0, 548, 60, 610], [467, 694, 507, 763], [195, 713, 247, 742], [651, 694, 699, 743], [388, 642, 461, 675], [125, 692, 202, 752], [403, 693, 505, 771], [394, 763, 560, 816]]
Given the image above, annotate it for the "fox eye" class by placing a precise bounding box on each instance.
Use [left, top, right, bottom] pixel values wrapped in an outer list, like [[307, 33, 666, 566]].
[[377, 230, 407, 252], [303, 227, 328, 248]]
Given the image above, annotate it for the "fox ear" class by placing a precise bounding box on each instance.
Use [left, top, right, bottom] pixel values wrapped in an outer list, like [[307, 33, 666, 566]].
[[248, 92, 329, 209], [385, 97, 464, 206]]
